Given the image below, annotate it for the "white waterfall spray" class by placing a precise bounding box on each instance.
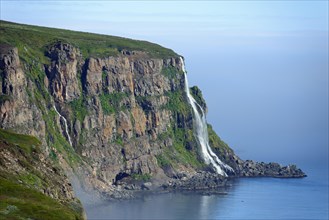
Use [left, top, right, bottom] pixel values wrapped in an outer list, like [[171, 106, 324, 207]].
[[180, 57, 234, 176], [53, 105, 73, 146]]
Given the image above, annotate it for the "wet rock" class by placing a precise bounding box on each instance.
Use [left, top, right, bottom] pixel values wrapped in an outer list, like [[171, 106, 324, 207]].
[[239, 160, 306, 178], [165, 171, 227, 191]]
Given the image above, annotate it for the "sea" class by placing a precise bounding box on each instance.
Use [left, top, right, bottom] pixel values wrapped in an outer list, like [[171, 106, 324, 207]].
[[80, 165, 328, 220]]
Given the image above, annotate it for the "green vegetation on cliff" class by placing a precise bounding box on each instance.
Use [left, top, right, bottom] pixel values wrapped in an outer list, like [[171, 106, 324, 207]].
[[166, 90, 190, 115], [0, 129, 84, 220], [190, 86, 207, 112], [208, 124, 232, 154], [207, 124, 238, 168], [0, 128, 41, 154], [0, 94, 12, 104], [99, 92, 129, 115], [156, 126, 204, 170], [0, 178, 83, 220], [0, 20, 178, 59], [69, 96, 88, 122], [44, 109, 82, 165]]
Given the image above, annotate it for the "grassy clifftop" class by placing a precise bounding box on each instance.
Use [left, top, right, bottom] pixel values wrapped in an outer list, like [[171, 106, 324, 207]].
[[0, 20, 178, 59]]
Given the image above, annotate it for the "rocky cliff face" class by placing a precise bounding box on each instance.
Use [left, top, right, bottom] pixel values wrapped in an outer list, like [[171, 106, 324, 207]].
[[0, 21, 305, 203], [46, 42, 206, 190], [45, 42, 82, 102], [0, 45, 45, 141], [0, 40, 198, 195]]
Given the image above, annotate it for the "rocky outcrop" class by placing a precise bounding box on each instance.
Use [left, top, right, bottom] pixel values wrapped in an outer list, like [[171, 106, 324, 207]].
[[239, 160, 306, 178], [45, 42, 82, 102], [164, 171, 227, 191], [0, 45, 25, 100], [0, 44, 46, 142]]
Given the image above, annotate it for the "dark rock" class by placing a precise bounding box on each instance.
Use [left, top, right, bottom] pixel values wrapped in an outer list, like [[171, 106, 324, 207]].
[[239, 160, 306, 178], [45, 42, 82, 102], [165, 171, 227, 191]]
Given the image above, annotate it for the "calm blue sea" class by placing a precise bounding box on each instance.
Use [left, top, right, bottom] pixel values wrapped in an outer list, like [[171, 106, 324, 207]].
[[83, 166, 328, 220]]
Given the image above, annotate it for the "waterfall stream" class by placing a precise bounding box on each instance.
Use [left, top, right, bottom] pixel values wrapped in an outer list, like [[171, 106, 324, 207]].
[[180, 57, 234, 176], [53, 105, 73, 146]]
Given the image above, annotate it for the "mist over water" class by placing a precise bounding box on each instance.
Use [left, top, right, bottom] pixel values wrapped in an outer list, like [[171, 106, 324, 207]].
[[79, 167, 328, 220]]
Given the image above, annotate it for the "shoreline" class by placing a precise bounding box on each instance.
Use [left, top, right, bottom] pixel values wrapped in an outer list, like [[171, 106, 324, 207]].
[[97, 167, 306, 200]]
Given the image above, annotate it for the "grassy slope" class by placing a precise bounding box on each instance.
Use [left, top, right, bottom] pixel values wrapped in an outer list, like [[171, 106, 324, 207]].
[[0, 128, 41, 154], [0, 129, 84, 220], [0, 20, 178, 59], [0, 178, 82, 220]]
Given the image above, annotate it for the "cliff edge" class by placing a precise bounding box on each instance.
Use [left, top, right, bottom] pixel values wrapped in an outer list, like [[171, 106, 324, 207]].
[[0, 20, 305, 214]]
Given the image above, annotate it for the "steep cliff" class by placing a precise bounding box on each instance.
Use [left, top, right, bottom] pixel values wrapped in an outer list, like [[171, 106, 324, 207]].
[[0, 20, 305, 206]]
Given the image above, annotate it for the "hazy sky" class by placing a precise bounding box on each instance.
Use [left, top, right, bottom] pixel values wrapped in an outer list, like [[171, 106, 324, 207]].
[[1, 1, 328, 169]]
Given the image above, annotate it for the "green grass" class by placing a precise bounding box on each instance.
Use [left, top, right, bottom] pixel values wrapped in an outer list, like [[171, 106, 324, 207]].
[[19, 173, 43, 188], [99, 92, 128, 115], [165, 90, 190, 115], [155, 154, 171, 167], [207, 124, 231, 153], [115, 136, 124, 146], [0, 94, 12, 104], [0, 177, 83, 220], [99, 94, 116, 115], [0, 129, 84, 219], [69, 96, 88, 122], [131, 173, 151, 181], [161, 66, 182, 79], [171, 128, 203, 167], [156, 86, 206, 169], [207, 124, 236, 167], [156, 123, 231, 171], [0, 129, 59, 189], [155, 127, 203, 169], [0, 128, 41, 155], [43, 108, 81, 165], [0, 20, 178, 59], [49, 149, 58, 161], [190, 86, 207, 111]]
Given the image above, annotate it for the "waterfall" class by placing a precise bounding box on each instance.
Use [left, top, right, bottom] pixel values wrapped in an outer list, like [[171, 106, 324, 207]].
[[53, 105, 73, 146], [180, 57, 234, 176]]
